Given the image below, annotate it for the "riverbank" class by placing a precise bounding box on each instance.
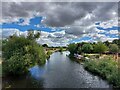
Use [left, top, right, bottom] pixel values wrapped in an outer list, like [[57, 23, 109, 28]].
[[83, 56, 120, 88], [70, 54, 120, 88]]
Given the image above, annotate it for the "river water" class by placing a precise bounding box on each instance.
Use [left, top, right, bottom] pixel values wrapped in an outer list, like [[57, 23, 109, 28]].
[[2, 51, 112, 88]]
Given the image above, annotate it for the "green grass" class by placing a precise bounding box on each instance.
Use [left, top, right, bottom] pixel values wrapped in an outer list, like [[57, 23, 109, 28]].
[[84, 56, 120, 88]]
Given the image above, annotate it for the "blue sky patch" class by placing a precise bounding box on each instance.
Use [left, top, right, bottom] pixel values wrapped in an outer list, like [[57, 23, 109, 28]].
[[1, 16, 62, 33], [96, 26, 119, 31]]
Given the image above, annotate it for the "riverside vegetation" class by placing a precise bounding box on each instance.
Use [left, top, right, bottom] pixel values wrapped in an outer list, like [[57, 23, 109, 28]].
[[2, 30, 47, 76], [67, 39, 120, 88]]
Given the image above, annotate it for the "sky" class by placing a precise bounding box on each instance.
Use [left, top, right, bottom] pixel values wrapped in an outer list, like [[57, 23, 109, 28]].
[[0, 1, 119, 47]]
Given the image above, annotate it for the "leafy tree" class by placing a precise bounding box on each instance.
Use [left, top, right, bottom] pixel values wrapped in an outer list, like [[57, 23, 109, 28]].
[[82, 44, 93, 53], [112, 39, 120, 49], [59, 47, 63, 52], [27, 30, 40, 40], [94, 42, 108, 55], [2, 33, 46, 75], [78, 46, 82, 54], [67, 43, 77, 55], [42, 44, 48, 47], [109, 44, 119, 54], [104, 41, 111, 46]]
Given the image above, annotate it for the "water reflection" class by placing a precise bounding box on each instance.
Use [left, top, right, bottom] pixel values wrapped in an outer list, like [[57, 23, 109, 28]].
[[29, 65, 45, 80]]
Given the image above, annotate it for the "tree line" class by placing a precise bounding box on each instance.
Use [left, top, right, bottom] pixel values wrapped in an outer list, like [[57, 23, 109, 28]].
[[67, 39, 120, 56]]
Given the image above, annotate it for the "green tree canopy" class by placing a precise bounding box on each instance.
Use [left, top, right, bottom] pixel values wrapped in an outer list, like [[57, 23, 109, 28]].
[[42, 44, 48, 47], [94, 42, 108, 54], [82, 44, 93, 53], [27, 30, 41, 40], [2, 32, 46, 75], [109, 44, 119, 53], [104, 41, 111, 46], [112, 39, 120, 49], [67, 43, 77, 55]]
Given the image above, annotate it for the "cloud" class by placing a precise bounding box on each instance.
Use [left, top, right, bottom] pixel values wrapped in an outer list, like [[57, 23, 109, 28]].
[[2, 28, 20, 38], [1, 2, 118, 46], [2, 2, 117, 26], [108, 30, 118, 34]]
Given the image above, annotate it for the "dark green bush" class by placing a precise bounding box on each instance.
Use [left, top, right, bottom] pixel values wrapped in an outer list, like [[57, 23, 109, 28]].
[[2, 35, 46, 75]]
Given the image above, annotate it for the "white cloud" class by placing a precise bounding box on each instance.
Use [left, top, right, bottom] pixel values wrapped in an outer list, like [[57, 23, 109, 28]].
[[96, 18, 118, 29], [109, 30, 118, 34], [2, 28, 20, 38]]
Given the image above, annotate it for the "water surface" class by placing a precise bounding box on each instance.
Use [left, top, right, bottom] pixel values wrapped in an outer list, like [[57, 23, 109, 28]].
[[2, 51, 112, 88]]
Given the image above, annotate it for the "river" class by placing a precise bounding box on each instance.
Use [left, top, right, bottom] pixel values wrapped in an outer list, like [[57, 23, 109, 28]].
[[2, 51, 112, 88]]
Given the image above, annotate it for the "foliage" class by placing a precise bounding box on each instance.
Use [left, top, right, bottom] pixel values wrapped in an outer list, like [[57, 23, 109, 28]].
[[67, 43, 77, 55], [84, 56, 120, 88], [59, 47, 63, 52], [27, 30, 40, 40], [109, 44, 119, 53], [2, 32, 46, 75], [78, 46, 82, 54], [42, 44, 48, 47], [112, 39, 120, 50], [82, 44, 93, 53], [46, 50, 52, 58], [104, 41, 111, 46], [93, 42, 108, 54]]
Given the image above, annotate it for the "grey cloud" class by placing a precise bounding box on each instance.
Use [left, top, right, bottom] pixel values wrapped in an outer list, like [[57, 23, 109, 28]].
[[93, 2, 117, 21], [65, 26, 85, 36], [2, 2, 48, 17], [2, 2, 117, 26]]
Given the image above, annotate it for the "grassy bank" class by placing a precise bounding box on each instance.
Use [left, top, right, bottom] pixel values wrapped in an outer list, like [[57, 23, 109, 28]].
[[84, 56, 120, 88]]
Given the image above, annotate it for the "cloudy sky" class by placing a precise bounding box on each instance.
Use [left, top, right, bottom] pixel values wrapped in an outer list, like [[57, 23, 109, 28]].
[[1, 1, 119, 47]]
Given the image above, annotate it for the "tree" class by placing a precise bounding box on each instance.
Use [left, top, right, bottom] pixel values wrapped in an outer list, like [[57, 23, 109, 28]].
[[109, 44, 119, 54], [2, 33, 46, 75], [82, 44, 93, 53], [94, 42, 108, 55], [78, 46, 82, 54], [42, 44, 48, 47], [27, 30, 41, 40], [59, 47, 63, 52], [67, 43, 77, 55], [112, 39, 120, 49], [104, 41, 111, 46]]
